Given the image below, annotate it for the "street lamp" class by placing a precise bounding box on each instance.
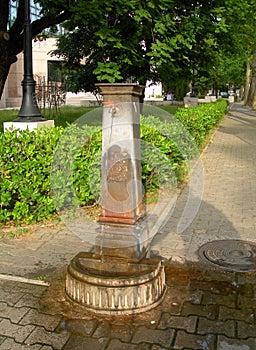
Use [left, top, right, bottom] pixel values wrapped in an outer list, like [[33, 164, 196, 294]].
[[15, 0, 45, 121]]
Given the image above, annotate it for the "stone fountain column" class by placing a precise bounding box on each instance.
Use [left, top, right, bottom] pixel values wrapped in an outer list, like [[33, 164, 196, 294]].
[[65, 84, 166, 315], [98, 83, 144, 225], [96, 84, 147, 261]]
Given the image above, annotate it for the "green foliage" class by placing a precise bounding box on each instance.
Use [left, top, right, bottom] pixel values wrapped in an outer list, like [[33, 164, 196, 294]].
[[93, 62, 123, 83], [175, 99, 228, 147], [0, 127, 65, 224], [52, 0, 232, 95], [51, 124, 102, 213], [0, 110, 19, 132], [1, 0, 255, 105], [0, 101, 227, 225]]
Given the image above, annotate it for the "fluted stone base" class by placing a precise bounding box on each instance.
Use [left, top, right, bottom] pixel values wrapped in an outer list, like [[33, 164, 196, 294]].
[[66, 252, 166, 315]]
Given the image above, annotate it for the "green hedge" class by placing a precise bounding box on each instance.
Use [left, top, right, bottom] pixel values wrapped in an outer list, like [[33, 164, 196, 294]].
[[0, 100, 227, 225], [175, 99, 228, 147], [0, 127, 64, 223]]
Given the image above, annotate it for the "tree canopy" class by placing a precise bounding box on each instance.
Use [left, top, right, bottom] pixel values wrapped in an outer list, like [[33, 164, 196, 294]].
[[53, 0, 230, 99], [1, 0, 256, 106]]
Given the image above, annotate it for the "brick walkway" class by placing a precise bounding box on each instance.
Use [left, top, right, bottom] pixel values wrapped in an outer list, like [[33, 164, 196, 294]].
[[152, 102, 256, 262], [0, 102, 256, 349]]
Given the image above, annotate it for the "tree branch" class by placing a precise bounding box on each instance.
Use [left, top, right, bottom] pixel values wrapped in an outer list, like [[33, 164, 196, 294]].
[[9, 0, 25, 39], [0, 1, 9, 31], [9, 9, 71, 57], [31, 10, 71, 36]]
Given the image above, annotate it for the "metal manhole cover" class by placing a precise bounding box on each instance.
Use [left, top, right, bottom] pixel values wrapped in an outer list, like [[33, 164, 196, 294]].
[[198, 239, 256, 272]]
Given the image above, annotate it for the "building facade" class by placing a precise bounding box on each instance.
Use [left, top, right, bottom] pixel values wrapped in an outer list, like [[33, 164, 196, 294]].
[[0, 38, 62, 108]]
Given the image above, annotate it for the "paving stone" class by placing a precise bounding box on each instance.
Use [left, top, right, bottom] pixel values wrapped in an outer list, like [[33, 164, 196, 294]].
[[201, 292, 236, 307], [132, 326, 174, 348], [59, 318, 98, 337], [106, 339, 150, 350], [197, 318, 235, 337], [0, 281, 46, 298], [63, 335, 108, 350], [190, 280, 234, 294], [181, 301, 218, 320], [0, 288, 23, 306], [15, 294, 41, 309], [173, 330, 216, 350], [0, 337, 41, 349], [235, 283, 254, 297], [237, 273, 256, 285], [217, 335, 256, 350], [158, 313, 197, 333], [13, 284, 47, 298], [237, 294, 256, 309], [93, 320, 133, 342], [25, 326, 70, 350], [0, 319, 35, 343], [189, 290, 204, 305], [237, 321, 256, 339], [151, 346, 168, 350], [0, 302, 29, 323], [219, 306, 254, 323], [159, 290, 183, 315], [19, 309, 62, 331]]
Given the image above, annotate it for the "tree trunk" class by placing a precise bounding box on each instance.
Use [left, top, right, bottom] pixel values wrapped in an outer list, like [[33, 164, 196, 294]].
[[0, 3, 71, 102], [243, 59, 251, 104], [246, 53, 256, 110], [0, 62, 11, 102], [0, 35, 15, 101]]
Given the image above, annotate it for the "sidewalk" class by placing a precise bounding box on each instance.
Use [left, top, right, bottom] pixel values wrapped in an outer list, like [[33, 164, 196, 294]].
[[151, 102, 256, 262], [0, 102, 256, 349]]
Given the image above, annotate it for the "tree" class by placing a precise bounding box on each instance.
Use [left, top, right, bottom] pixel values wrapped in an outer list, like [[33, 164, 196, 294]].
[[247, 53, 256, 108], [0, 0, 76, 100], [243, 0, 256, 108], [2, 0, 252, 105], [206, 51, 246, 97], [216, 0, 256, 107], [53, 0, 229, 99]]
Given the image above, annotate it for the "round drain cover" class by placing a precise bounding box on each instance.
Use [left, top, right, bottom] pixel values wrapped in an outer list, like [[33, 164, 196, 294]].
[[198, 239, 256, 272]]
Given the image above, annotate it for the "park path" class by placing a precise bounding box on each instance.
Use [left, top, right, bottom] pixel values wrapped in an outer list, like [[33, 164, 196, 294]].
[[152, 102, 256, 263]]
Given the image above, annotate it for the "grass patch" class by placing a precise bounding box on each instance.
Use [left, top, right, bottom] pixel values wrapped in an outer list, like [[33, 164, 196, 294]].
[[0, 106, 100, 131], [46, 105, 102, 127], [0, 109, 19, 131], [156, 104, 180, 115], [0, 104, 179, 131]]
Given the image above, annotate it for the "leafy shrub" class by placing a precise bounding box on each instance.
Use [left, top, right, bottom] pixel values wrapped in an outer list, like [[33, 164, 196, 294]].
[[51, 124, 102, 214], [0, 127, 64, 224], [175, 99, 228, 147], [140, 116, 192, 192], [0, 100, 227, 225]]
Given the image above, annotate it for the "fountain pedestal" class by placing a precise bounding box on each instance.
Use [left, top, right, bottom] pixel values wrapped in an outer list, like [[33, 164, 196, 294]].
[[66, 252, 166, 315], [66, 84, 166, 314]]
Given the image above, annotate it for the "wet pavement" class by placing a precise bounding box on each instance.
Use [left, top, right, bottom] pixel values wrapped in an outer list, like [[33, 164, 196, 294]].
[[0, 102, 256, 349]]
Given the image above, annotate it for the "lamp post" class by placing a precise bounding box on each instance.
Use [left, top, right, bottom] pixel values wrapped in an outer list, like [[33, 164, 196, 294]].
[[15, 0, 45, 122]]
